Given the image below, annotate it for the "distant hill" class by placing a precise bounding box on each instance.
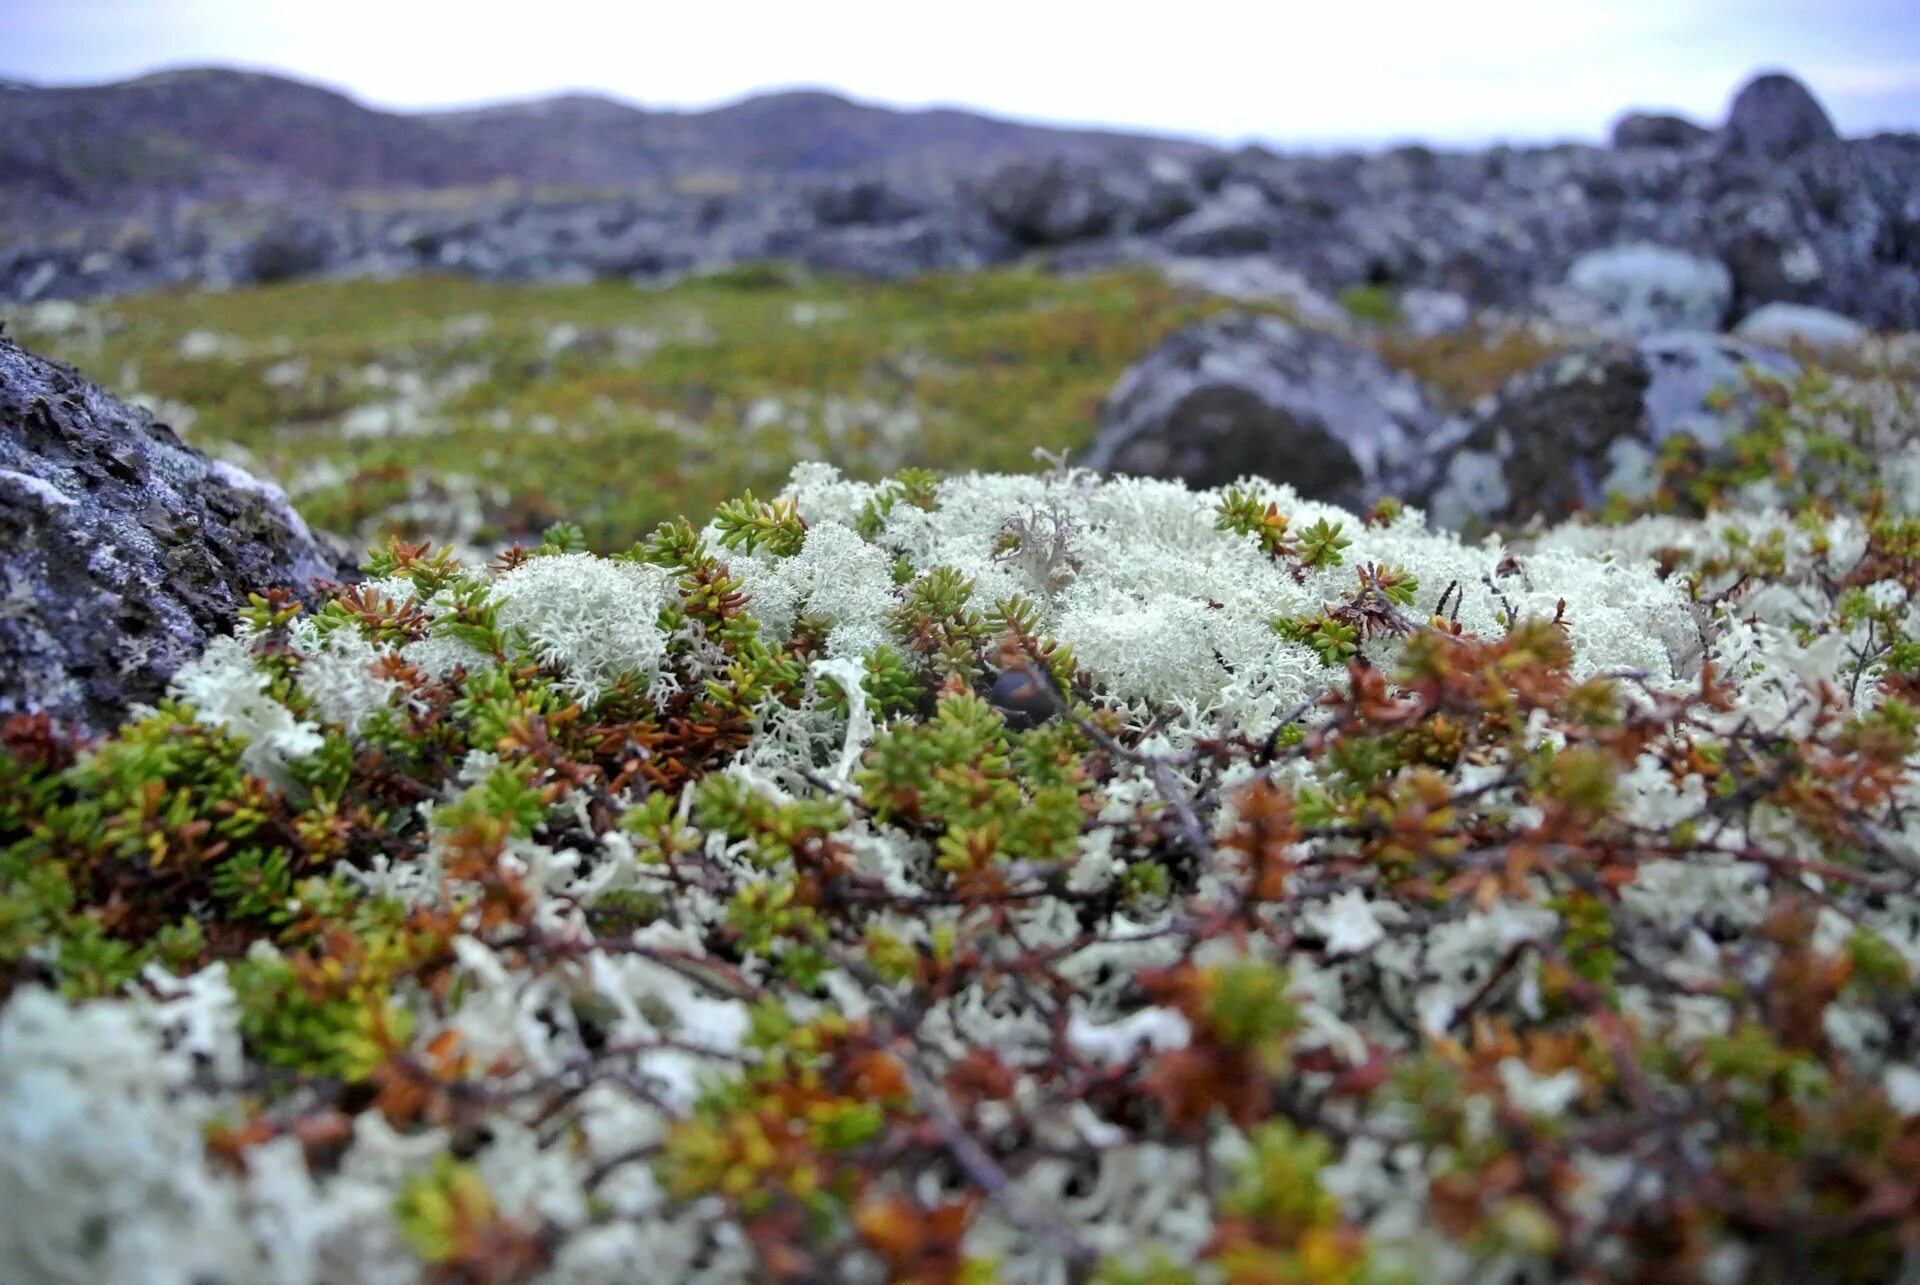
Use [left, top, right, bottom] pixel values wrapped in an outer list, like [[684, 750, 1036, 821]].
[[0, 67, 1212, 210]]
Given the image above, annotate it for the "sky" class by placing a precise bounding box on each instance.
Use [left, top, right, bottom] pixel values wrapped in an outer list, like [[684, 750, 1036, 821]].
[[4, 0, 1918, 147]]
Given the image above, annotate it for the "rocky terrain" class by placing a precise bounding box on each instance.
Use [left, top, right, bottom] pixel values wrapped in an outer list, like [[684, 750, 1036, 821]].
[[4, 70, 1918, 337], [0, 66, 1202, 283]]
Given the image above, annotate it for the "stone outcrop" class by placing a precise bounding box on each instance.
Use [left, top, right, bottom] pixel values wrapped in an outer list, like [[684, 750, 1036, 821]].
[[0, 332, 350, 734], [1418, 333, 1799, 529], [1721, 71, 1840, 160], [1079, 311, 1440, 508], [977, 159, 1126, 246]]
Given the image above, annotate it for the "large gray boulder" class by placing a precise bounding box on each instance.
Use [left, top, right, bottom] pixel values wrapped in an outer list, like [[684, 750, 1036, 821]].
[[1704, 131, 1920, 327], [0, 332, 350, 735], [1080, 311, 1441, 508], [975, 157, 1199, 248], [1421, 332, 1799, 530], [1721, 72, 1839, 160]]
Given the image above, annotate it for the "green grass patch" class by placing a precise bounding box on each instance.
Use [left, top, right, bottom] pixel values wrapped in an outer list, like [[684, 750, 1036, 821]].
[[13, 267, 1258, 551]]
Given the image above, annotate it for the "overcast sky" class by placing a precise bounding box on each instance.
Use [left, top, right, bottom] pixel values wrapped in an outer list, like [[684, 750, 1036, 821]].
[[4, 0, 1918, 147]]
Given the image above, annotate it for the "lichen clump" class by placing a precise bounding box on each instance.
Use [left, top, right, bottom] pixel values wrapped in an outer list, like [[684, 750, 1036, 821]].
[[4, 461, 1920, 1283]]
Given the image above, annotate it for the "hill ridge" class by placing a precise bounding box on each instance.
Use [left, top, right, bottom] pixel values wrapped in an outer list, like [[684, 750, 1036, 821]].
[[0, 64, 1213, 209]]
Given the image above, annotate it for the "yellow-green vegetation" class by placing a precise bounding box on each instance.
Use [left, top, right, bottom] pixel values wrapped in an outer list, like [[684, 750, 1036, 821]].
[[1374, 322, 1566, 411], [1335, 283, 1399, 327], [13, 266, 1264, 551]]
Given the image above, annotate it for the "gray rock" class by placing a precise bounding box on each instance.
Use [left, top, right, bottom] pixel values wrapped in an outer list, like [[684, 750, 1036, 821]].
[[1126, 162, 1203, 233], [1157, 257, 1351, 330], [1610, 112, 1710, 151], [1707, 188, 1826, 314], [1158, 186, 1282, 256], [1422, 332, 1799, 530], [978, 159, 1121, 246], [234, 214, 337, 285], [1733, 302, 1868, 349], [0, 333, 351, 735], [1565, 243, 1733, 334], [1722, 72, 1839, 160], [1081, 311, 1441, 508]]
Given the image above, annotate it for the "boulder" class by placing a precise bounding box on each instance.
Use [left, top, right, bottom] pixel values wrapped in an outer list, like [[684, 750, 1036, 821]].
[[1721, 72, 1839, 160], [1158, 186, 1282, 256], [233, 214, 337, 285], [1707, 187, 1826, 314], [1733, 301, 1869, 349], [1564, 243, 1733, 335], [1610, 112, 1710, 151], [977, 159, 1121, 246], [1080, 311, 1441, 508], [1126, 159, 1203, 233], [1784, 136, 1920, 328], [1421, 332, 1798, 530], [0, 333, 350, 735]]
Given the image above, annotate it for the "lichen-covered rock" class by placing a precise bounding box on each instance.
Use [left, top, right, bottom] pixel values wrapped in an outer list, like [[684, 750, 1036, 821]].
[[1157, 185, 1284, 256], [976, 158, 1123, 246], [0, 333, 349, 734], [1080, 311, 1440, 507], [1422, 331, 1798, 529], [229, 213, 338, 286], [1719, 133, 1920, 327], [1563, 242, 1733, 335], [1609, 111, 1709, 151], [1721, 70, 1840, 160]]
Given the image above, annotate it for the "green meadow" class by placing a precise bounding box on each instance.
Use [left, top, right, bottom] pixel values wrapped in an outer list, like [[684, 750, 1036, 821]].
[[10, 267, 1557, 554], [12, 268, 1234, 550]]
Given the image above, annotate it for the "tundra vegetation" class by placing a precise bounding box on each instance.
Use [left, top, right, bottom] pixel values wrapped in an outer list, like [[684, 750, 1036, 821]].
[[3, 272, 1920, 1284], [7, 268, 1557, 553]]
